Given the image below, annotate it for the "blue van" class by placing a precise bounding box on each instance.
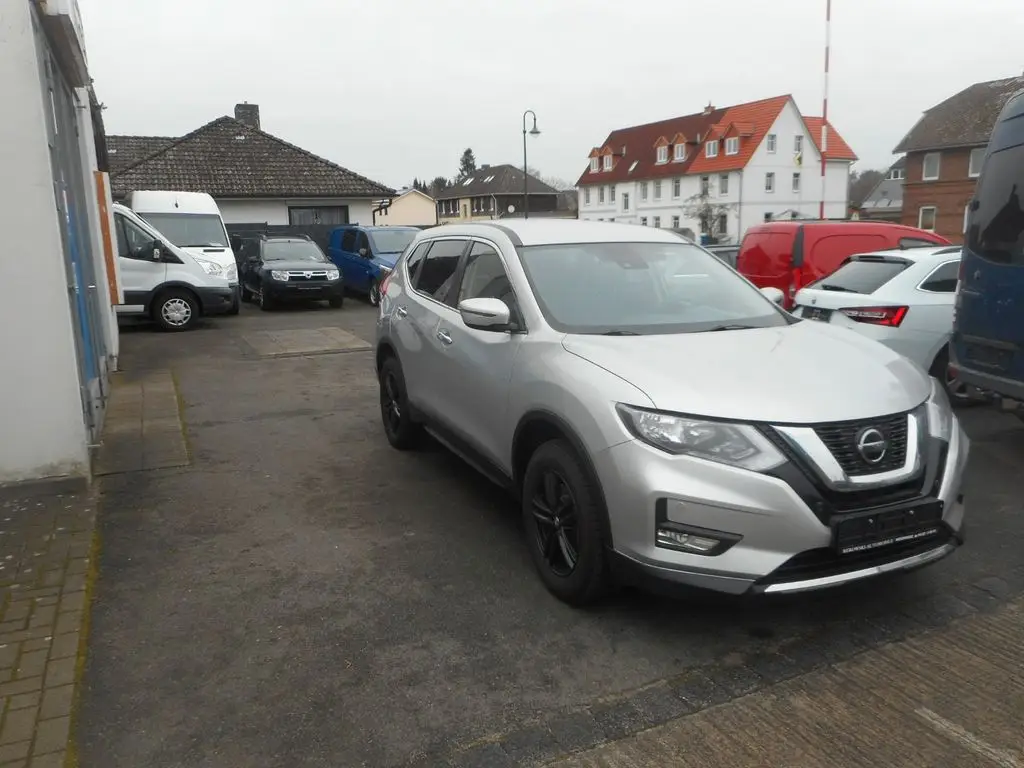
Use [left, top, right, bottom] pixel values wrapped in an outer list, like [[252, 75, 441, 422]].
[[952, 87, 1024, 409], [327, 225, 420, 305]]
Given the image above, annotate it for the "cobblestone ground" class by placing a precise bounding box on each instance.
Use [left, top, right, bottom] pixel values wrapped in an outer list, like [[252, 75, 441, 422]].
[[0, 489, 95, 768]]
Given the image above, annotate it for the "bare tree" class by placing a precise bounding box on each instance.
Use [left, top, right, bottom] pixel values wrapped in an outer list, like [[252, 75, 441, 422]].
[[849, 168, 886, 207], [527, 166, 573, 191], [680, 176, 738, 241]]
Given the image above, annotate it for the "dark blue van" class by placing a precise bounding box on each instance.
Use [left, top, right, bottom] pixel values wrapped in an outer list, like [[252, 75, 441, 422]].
[[327, 226, 420, 305], [952, 87, 1024, 407]]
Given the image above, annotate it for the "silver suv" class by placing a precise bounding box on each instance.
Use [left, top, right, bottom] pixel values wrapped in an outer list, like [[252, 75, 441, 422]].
[[374, 221, 969, 605]]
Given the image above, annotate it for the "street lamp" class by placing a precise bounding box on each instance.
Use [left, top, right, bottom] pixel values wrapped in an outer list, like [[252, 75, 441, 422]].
[[522, 110, 540, 219]]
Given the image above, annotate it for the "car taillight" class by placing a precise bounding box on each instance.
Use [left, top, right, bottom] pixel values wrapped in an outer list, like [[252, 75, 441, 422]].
[[839, 306, 909, 327], [380, 269, 394, 297]]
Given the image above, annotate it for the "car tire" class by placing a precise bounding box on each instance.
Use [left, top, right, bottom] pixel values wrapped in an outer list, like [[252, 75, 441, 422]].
[[379, 356, 421, 450], [239, 283, 252, 303], [257, 282, 274, 311], [328, 295, 344, 309], [521, 440, 609, 606], [152, 288, 200, 332], [368, 281, 381, 306], [227, 289, 240, 315], [930, 346, 981, 407]]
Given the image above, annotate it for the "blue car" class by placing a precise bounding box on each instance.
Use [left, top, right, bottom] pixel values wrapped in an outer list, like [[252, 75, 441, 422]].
[[327, 225, 420, 305]]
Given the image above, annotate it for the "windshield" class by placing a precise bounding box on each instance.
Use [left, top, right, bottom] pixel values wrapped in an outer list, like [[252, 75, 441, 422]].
[[138, 213, 228, 248], [263, 240, 328, 262], [369, 229, 418, 253], [517, 241, 790, 334], [811, 258, 909, 294]]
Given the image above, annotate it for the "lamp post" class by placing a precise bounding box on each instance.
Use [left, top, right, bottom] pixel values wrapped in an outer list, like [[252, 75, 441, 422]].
[[522, 110, 540, 219]]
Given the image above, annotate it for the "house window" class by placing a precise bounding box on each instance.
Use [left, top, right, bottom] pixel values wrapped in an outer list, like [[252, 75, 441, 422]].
[[610, 186, 616, 203], [603, 155, 613, 171], [724, 137, 739, 155], [700, 176, 710, 196], [922, 152, 941, 181], [766, 134, 777, 153], [765, 172, 775, 193], [672, 178, 681, 198], [622, 192, 629, 211], [599, 186, 605, 203], [672, 215, 680, 228], [640, 217, 648, 226], [584, 187, 591, 205], [653, 216, 661, 228], [792, 172, 801, 193], [717, 213, 728, 234], [654, 180, 662, 200], [919, 206, 937, 231], [969, 147, 985, 178], [656, 146, 669, 164], [719, 174, 729, 195], [674, 144, 685, 161], [590, 157, 599, 173], [640, 182, 648, 201], [794, 135, 803, 154], [706, 140, 719, 158], [288, 206, 349, 225], [888, 166, 905, 180]]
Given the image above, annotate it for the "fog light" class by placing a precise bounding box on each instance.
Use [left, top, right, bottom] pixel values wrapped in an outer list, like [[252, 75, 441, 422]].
[[656, 527, 720, 554]]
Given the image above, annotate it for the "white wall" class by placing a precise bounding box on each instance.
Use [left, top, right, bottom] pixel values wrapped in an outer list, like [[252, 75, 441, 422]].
[[0, 1, 90, 483], [216, 198, 376, 226]]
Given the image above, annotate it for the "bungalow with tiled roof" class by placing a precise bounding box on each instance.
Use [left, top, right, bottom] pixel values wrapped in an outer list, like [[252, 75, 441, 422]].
[[107, 103, 394, 227], [576, 95, 857, 241]]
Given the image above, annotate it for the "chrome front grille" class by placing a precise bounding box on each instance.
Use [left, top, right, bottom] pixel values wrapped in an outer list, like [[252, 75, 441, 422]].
[[813, 412, 909, 476], [285, 270, 330, 281]]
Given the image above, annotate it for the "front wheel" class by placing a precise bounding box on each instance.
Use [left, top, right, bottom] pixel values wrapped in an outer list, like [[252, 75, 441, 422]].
[[153, 289, 199, 332], [257, 282, 275, 311], [521, 440, 609, 606]]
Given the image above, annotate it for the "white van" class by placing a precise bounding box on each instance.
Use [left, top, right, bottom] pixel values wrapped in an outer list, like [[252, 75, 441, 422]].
[[112, 203, 235, 331], [126, 191, 239, 314]]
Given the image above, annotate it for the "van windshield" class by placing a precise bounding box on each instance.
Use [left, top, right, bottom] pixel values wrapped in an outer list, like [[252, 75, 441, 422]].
[[967, 142, 1024, 266], [139, 213, 229, 248]]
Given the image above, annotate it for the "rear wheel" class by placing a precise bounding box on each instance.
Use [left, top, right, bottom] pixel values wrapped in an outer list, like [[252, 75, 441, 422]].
[[521, 440, 609, 606], [152, 289, 199, 332], [379, 356, 421, 449]]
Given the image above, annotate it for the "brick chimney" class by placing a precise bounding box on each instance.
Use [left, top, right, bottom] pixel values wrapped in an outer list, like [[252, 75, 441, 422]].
[[702, 102, 715, 116], [234, 102, 260, 130]]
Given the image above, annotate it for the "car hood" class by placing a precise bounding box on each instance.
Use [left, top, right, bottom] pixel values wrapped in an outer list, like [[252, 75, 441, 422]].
[[262, 260, 335, 272], [561, 321, 930, 424]]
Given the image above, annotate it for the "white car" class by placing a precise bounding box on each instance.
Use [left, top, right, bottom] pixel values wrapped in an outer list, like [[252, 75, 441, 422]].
[[793, 246, 968, 399]]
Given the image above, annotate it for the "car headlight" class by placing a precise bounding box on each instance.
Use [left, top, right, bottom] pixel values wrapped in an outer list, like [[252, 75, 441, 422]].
[[270, 270, 289, 281], [326, 269, 340, 281], [925, 377, 953, 442], [194, 258, 225, 278], [616, 404, 785, 471], [226, 263, 238, 282]]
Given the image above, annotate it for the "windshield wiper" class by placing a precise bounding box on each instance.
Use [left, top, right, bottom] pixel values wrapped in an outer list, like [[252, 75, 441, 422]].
[[819, 284, 856, 292], [705, 324, 757, 332], [600, 330, 640, 336]]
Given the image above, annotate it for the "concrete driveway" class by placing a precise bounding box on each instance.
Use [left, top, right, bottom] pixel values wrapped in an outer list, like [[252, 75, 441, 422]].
[[79, 301, 1024, 767]]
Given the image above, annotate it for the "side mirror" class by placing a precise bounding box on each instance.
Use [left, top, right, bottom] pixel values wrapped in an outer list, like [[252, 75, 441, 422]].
[[149, 241, 163, 261], [459, 297, 511, 331], [760, 286, 785, 305], [358, 248, 369, 258]]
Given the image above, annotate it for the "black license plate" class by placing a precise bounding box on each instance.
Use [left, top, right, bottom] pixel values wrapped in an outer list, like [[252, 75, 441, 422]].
[[801, 306, 833, 322], [832, 501, 943, 555]]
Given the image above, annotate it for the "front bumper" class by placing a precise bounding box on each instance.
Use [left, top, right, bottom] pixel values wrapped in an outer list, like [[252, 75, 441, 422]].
[[264, 279, 343, 301], [594, 416, 969, 595], [196, 286, 236, 316]]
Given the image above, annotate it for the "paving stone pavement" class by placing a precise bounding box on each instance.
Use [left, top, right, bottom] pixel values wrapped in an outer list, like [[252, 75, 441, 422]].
[[0, 489, 96, 768], [93, 370, 189, 475], [241, 327, 371, 358]]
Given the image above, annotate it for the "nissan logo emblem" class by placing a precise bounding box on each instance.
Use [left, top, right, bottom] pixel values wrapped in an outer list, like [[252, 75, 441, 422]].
[[856, 427, 888, 465]]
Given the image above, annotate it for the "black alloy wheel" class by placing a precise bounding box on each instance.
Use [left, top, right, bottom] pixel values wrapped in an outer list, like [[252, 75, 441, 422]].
[[530, 469, 580, 577], [378, 357, 420, 449]]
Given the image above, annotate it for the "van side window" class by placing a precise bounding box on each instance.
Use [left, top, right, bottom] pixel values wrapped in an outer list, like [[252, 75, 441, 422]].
[[340, 229, 358, 252], [969, 140, 1024, 266], [116, 215, 154, 259], [919, 261, 960, 293], [356, 231, 370, 255]]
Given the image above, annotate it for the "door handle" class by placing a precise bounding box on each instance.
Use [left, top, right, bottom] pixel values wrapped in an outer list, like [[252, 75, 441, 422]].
[[395, 305, 408, 318], [436, 329, 453, 345]]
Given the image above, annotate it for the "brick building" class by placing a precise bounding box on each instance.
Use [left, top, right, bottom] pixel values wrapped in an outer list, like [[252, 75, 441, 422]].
[[894, 75, 1024, 243]]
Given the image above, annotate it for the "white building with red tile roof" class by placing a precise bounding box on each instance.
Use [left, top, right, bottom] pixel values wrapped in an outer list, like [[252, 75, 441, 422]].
[[576, 95, 857, 242]]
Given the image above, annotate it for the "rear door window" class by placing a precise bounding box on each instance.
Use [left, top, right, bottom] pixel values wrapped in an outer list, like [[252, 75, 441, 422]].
[[918, 261, 960, 293], [413, 239, 467, 304], [814, 258, 909, 294]]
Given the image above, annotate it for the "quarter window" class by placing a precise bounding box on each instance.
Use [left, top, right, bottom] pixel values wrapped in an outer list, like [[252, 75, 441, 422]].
[[413, 240, 465, 303], [918, 261, 960, 293]]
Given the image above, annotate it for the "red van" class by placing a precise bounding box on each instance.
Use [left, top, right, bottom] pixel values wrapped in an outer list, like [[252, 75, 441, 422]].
[[736, 221, 951, 309]]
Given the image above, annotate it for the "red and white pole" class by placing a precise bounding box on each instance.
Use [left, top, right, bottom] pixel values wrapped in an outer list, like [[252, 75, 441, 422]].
[[820, 0, 831, 220]]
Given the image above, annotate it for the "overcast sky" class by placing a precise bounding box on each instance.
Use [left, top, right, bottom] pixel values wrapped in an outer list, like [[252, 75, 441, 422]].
[[79, 0, 1023, 190]]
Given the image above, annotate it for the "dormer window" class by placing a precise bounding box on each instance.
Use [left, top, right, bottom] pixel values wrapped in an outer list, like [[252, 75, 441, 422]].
[[656, 146, 668, 164], [724, 137, 739, 155], [603, 155, 613, 171], [706, 140, 719, 158], [590, 157, 599, 173], [673, 144, 685, 161]]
